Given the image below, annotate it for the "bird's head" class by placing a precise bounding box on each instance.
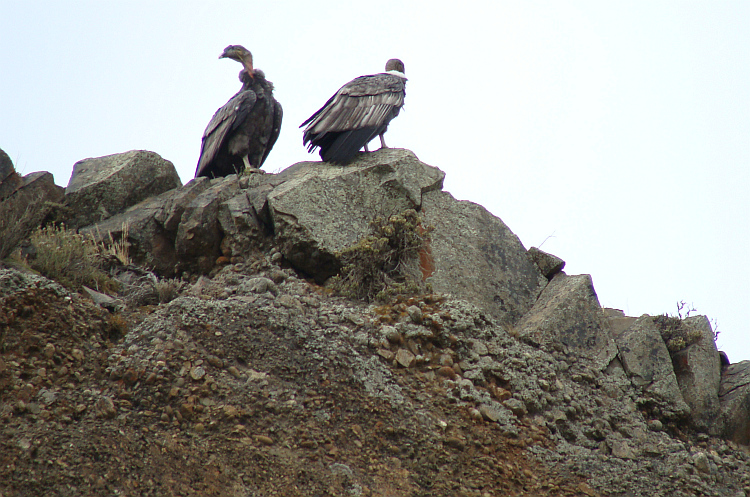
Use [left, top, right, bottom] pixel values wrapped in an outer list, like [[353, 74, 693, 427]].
[[385, 59, 405, 75], [220, 45, 254, 79]]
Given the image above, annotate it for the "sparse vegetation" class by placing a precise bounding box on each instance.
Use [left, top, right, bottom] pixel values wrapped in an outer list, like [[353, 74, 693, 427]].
[[329, 209, 433, 302], [120, 272, 184, 307], [27, 224, 118, 293], [654, 301, 704, 352], [94, 222, 131, 266]]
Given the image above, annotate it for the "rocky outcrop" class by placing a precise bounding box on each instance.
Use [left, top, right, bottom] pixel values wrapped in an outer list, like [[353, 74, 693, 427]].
[[6, 145, 750, 455], [75, 149, 549, 329], [64, 150, 181, 229], [515, 273, 617, 370], [614, 315, 691, 419]]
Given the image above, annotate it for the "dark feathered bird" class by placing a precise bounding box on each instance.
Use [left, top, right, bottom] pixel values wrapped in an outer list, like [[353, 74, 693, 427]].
[[195, 45, 283, 178], [301, 59, 406, 164]]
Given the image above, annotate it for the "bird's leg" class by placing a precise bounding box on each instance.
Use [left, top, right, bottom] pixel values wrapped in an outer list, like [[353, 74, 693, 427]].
[[364, 143, 370, 153], [242, 155, 262, 174], [379, 134, 388, 149]]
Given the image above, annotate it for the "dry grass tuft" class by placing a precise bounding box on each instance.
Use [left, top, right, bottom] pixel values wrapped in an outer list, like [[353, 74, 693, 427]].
[[27, 224, 118, 293]]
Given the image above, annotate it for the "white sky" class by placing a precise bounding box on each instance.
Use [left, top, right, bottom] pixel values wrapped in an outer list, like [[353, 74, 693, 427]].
[[2, 2, 748, 361]]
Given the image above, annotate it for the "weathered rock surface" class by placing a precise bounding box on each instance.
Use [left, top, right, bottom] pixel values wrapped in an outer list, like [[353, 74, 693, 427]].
[[719, 361, 750, 445], [64, 150, 181, 229], [614, 315, 691, 419], [0, 157, 65, 258], [671, 316, 722, 432], [528, 246, 566, 279], [422, 190, 547, 325], [267, 149, 444, 281], [515, 273, 617, 370]]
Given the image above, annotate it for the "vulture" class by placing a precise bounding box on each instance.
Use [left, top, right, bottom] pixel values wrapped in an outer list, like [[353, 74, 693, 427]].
[[301, 59, 406, 164], [195, 45, 283, 178]]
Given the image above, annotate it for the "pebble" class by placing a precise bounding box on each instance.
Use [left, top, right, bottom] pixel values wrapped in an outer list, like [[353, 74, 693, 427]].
[[445, 436, 466, 450], [406, 306, 423, 324], [207, 355, 224, 368], [469, 408, 483, 421], [95, 397, 116, 419], [395, 349, 416, 368], [693, 452, 712, 474], [479, 405, 502, 422], [439, 354, 453, 367], [190, 366, 206, 381], [377, 349, 395, 361], [227, 366, 241, 378], [648, 419, 663, 432], [43, 343, 55, 358], [256, 435, 274, 446], [437, 366, 458, 380], [504, 398, 528, 417], [381, 326, 403, 344]]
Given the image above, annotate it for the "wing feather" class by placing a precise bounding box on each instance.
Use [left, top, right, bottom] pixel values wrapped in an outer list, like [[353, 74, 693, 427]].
[[301, 73, 406, 143], [195, 90, 257, 177]]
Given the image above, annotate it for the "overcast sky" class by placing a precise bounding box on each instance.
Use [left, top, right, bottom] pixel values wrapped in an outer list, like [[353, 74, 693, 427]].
[[2, 2, 748, 361]]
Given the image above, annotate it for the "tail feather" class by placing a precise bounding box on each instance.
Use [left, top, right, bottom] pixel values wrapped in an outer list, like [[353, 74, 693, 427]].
[[320, 127, 382, 164]]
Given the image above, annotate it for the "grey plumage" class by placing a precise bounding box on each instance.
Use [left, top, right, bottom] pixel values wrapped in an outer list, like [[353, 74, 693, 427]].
[[195, 45, 282, 178], [301, 59, 406, 164]]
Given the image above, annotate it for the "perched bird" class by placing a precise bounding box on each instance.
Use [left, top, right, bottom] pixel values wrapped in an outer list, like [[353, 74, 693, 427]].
[[195, 45, 283, 178], [301, 59, 406, 164]]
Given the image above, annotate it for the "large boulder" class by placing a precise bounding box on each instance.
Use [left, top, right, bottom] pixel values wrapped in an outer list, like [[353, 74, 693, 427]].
[[175, 176, 242, 274], [266, 149, 444, 281], [527, 246, 566, 280], [0, 168, 64, 258], [719, 361, 750, 445], [614, 315, 691, 419], [0, 148, 24, 201], [80, 189, 183, 277], [64, 150, 182, 229], [515, 273, 617, 370], [421, 190, 546, 325], [670, 315, 721, 432]]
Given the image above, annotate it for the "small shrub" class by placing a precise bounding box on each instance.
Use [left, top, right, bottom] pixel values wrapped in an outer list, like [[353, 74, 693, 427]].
[[329, 209, 433, 302], [654, 302, 704, 352]]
